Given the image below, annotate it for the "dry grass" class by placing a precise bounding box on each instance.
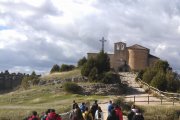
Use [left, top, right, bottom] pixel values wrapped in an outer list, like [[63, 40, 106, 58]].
[[0, 82, 108, 119], [139, 105, 180, 120], [41, 69, 81, 81]]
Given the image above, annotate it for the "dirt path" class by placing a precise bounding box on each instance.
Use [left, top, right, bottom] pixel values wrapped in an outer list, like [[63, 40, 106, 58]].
[[119, 72, 179, 106]]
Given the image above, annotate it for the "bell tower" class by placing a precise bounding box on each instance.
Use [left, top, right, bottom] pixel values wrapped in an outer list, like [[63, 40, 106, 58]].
[[114, 42, 128, 71]]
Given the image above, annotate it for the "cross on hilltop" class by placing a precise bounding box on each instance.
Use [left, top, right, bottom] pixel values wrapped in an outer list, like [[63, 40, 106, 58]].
[[99, 37, 107, 52]]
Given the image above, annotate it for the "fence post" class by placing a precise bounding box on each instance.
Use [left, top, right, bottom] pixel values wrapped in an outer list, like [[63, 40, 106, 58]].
[[134, 96, 135, 103], [148, 95, 149, 104]]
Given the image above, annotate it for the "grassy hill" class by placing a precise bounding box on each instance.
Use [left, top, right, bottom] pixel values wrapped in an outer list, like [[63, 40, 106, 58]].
[[0, 69, 108, 119]]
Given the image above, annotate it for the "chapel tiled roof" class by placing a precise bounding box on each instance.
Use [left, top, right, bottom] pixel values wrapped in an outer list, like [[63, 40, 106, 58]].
[[128, 44, 149, 50]]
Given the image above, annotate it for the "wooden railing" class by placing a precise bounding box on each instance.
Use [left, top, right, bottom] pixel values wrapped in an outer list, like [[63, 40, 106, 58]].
[[136, 78, 180, 103], [124, 95, 178, 105]]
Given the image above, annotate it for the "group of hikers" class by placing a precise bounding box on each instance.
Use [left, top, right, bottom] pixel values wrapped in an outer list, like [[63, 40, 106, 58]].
[[69, 100, 103, 120], [24, 100, 144, 120], [106, 100, 144, 120], [24, 109, 62, 120]]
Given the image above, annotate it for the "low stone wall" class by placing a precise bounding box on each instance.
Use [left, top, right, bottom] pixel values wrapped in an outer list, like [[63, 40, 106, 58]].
[[79, 83, 124, 95], [39, 76, 88, 86]]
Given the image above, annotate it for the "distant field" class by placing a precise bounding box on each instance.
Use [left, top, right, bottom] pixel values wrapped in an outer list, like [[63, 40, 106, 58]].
[[41, 68, 81, 81]]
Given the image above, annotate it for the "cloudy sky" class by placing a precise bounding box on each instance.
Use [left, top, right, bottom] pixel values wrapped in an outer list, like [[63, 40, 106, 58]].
[[0, 0, 180, 74]]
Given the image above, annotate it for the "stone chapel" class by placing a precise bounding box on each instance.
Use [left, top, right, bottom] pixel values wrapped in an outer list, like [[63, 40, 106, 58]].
[[87, 42, 159, 71]]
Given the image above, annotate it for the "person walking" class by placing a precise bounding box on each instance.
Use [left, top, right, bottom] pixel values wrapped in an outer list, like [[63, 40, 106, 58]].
[[46, 109, 61, 120], [83, 107, 93, 120], [73, 100, 78, 110], [107, 100, 113, 115], [28, 111, 40, 120], [80, 102, 86, 113], [91, 100, 98, 119], [114, 104, 123, 120]]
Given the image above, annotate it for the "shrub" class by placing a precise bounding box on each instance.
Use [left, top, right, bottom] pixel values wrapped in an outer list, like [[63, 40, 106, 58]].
[[81, 51, 111, 83], [62, 82, 81, 93], [78, 57, 87, 67], [50, 64, 60, 73], [101, 72, 120, 84], [88, 67, 98, 81], [166, 71, 180, 92], [60, 64, 75, 72], [153, 60, 169, 73], [81, 57, 96, 77], [142, 69, 156, 84], [150, 72, 167, 91], [96, 51, 110, 74], [135, 70, 144, 81]]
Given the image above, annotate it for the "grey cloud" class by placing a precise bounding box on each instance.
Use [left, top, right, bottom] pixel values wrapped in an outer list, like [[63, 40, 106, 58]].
[[0, 0, 180, 73]]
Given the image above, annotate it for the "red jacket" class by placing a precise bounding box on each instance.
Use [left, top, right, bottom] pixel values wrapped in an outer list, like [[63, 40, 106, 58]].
[[28, 115, 40, 120], [46, 112, 62, 120], [115, 107, 123, 120]]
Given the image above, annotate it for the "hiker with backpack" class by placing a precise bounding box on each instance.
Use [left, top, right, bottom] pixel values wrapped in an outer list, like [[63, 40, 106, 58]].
[[83, 107, 93, 120], [46, 109, 62, 120], [114, 104, 123, 120], [28, 111, 40, 120], [95, 106, 103, 120]]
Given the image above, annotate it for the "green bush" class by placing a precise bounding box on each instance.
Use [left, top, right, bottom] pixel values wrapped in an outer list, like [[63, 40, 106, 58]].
[[62, 82, 81, 93], [81, 51, 110, 83], [96, 51, 110, 74], [50, 64, 60, 73], [101, 72, 120, 84], [150, 72, 167, 91], [60, 64, 75, 72], [78, 57, 87, 67], [166, 71, 180, 92], [81, 57, 96, 77], [88, 67, 98, 81], [142, 69, 156, 84], [135, 70, 144, 81], [153, 60, 169, 73]]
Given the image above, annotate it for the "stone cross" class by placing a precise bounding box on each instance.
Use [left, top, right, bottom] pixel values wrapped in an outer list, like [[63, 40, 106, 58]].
[[99, 37, 107, 52]]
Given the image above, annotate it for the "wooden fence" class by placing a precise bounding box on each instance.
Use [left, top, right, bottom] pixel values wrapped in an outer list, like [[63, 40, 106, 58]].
[[124, 95, 179, 105], [136, 78, 180, 104]]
